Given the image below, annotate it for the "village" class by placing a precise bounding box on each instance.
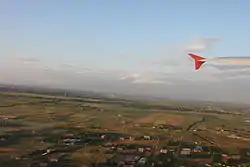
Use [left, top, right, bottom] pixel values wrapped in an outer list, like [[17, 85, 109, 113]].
[[1, 89, 250, 167], [1, 124, 250, 167]]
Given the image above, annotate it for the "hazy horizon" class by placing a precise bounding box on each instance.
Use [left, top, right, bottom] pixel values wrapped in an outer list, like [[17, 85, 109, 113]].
[[1, 1, 250, 104]]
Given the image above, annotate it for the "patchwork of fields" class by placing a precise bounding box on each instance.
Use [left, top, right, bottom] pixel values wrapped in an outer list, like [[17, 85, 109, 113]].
[[0, 91, 250, 166]]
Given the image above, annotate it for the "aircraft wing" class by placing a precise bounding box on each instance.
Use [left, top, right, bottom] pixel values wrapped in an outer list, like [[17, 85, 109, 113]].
[[188, 53, 250, 70]]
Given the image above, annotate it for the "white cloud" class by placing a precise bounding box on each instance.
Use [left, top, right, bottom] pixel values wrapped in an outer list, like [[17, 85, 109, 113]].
[[18, 57, 40, 63], [9, 55, 41, 64], [132, 79, 166, 84], [1, 36, 250, 103], [185, 44, 206, 52], [184, 36, 221, 52], [120, 73, 141, 80]]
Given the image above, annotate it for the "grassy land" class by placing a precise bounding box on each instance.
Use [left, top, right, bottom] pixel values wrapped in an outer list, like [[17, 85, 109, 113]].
[[0, 91, 250, 158]]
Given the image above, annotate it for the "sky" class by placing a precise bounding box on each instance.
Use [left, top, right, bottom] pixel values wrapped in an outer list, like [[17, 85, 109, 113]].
[[1, 0, 250, 103]]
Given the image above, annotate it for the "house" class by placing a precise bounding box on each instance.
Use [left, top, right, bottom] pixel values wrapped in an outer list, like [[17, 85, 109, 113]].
[[0, 115, 17, 120], [138, 147, 144, 153], [143, 136, 151, 140], [159, 147, 168, 154], [193, 145, 203, 153], [180, 148, 192, 157], [62, 138, 81, 145]]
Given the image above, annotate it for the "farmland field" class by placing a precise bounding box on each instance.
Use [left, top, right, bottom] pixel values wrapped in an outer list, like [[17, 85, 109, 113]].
[[0, 89, 250, 166]]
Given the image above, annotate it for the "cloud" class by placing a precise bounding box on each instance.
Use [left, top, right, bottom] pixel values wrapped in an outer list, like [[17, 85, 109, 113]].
[[120, 73, 140, 80], [1, 36, 250, 104], [184, 36, 221, 52], [115, 36, 224, 85], [136, 35, 250, 89], [206, 64, 250, 71], [185, 44, 206, 52], [13, 56, 41, 63], [149, 36, 221, 70], [21, 57, 40, 63], [121, 73, 171, 85], [132, 79, 166, 84], [60, 63, 74, 68]]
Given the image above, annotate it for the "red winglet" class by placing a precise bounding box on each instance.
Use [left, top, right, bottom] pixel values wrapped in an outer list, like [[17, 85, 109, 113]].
[[188, 53, 206, 70]]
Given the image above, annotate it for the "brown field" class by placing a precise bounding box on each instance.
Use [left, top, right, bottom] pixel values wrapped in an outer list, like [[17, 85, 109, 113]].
[[112, 139, 158, 146], [0, 148, 19, 152], [137, 113, 184, 125], [198, 131, 250, 148], [136, 112, 201, 128], [71, 146, 113, 166]]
